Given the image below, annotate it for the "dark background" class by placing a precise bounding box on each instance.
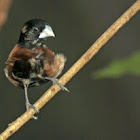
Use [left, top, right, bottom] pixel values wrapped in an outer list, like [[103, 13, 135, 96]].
[[0, 0, 140, 139]]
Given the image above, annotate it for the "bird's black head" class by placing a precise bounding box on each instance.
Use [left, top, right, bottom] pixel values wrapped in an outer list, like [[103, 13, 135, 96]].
[[18, 19, 55, 48]]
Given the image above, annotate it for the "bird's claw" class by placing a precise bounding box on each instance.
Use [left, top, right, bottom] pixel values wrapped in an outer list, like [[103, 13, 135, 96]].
[[26, 102, 39, 113], [26, 102, 39, 120], [52, 81, 69, 92], [48, 78, 69, 92]]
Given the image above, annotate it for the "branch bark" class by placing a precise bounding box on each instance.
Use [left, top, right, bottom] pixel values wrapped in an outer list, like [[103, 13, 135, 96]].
[[0, 0, 140, 140]]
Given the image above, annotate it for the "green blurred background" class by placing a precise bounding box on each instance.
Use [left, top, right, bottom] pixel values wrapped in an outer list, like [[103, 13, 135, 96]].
[[0, 0, 140, 139]]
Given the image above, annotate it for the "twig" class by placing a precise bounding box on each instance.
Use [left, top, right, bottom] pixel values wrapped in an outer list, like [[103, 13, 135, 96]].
[[0, 0, 140, 140], [0, 0, 12, 29]]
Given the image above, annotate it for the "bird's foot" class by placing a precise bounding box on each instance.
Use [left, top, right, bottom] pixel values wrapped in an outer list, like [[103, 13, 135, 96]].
[[52, 79, 69, 92], [26, 102, 39, 120], [45, 77, 69, 92]]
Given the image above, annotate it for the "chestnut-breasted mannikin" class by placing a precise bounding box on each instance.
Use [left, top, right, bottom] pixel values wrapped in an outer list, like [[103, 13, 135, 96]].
[[5, 19, 68, 119]]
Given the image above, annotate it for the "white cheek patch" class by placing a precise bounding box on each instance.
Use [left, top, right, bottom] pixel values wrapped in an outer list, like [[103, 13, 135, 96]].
[[39, 25, 55, 38]]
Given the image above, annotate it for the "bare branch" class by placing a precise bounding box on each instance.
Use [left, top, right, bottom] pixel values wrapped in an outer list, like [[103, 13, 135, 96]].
[[0, 0, 140, 140]]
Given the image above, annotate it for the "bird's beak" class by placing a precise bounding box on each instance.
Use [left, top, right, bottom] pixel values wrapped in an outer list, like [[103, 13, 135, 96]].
[[39, 25, 55, 38]]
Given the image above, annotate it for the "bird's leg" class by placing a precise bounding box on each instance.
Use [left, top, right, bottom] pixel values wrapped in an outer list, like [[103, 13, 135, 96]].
[[24, 84, 39, 120], [44, 77, 69, 92]]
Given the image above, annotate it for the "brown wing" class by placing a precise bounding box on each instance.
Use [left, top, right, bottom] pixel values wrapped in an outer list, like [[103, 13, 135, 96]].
[[7, 45, 35, 62], [32, 46, 66, 78], [5, 45, 36, 87], [42, 48, 66, 78]]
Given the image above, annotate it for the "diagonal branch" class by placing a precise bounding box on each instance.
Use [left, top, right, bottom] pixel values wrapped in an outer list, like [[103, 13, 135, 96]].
[[0, 0, 140, 140]]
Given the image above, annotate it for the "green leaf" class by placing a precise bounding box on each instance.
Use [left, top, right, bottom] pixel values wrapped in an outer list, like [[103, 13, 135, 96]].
[[93, 51, 140, 79]]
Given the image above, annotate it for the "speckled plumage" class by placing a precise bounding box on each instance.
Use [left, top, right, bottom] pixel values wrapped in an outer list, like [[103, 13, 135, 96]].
[[4, 19, 67, 119]]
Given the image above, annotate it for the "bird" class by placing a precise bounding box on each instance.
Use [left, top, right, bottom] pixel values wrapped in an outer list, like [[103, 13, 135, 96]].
[[4, 19, 68, 119]]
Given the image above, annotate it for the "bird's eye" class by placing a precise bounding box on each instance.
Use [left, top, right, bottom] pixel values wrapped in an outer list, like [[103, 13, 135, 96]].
[[33, 27, 39, 32]]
